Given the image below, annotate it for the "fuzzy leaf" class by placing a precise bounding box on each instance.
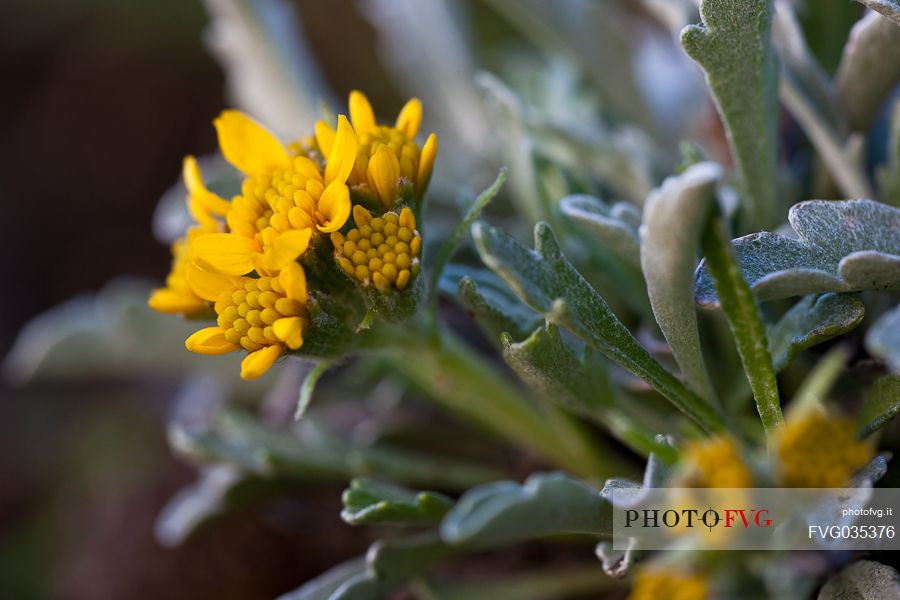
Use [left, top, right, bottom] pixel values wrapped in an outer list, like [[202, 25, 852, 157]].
[[681, 0, 779, 226], [447, 267, 542, 343], [837, 10, 900, 132], [473, 221, 725, 432], [501, 323, 611, 417], [767, 293, 865, 371], [280, 533, 453, 600], [169, 409, 504, 491], [640, 163, 720, 401], [695, 200, 900, 307], [818, 559, 900, 600], [867, 304, 900, 373], [560, 194, 642, 267], [854, 0, 900, 26], [341, 478, 454, 526], [858, 376, 900, 438], [440, 472, 612, 548], [877, 100, 900, 207], [701, 217, 783, 434]]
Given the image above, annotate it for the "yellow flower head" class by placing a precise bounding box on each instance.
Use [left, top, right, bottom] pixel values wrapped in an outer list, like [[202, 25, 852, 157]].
[[629, 565, 710, 600], [676, 435, 754, 488], [184, 262, 309, 380], [148, 157, 230, 315], [331, 205, 422, 292], [317, 90, 438, 209], [775, 411, 873, 487], [193, 110, 358, 277]]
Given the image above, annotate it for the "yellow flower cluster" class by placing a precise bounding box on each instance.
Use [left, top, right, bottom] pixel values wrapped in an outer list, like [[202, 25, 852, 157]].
[[149, 92, 437, 379], [628, 565, 710, 600], [677, 435, 754, 488], [332, 205, 422, 292], [774, 411, 873, 487]]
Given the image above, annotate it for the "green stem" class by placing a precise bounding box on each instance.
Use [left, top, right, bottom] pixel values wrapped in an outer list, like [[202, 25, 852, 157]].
[[369, 324, 624, 480], [701, 217, 784, 437]]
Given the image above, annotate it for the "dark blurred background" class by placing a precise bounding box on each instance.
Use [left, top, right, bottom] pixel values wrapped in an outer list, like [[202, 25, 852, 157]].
[[0, 1, 404, 598]]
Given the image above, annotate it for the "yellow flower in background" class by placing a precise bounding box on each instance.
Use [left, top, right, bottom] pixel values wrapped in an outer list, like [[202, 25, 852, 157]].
[[775, 411, 873, 487], [148, 157, 230, 315], [629, 565, 710, 600], [677, 435, 754, 488], [332, 205, 422, 292], [317, 90, 438, 209], [193, 110, 358, 276], [184, 262, 309, 380]]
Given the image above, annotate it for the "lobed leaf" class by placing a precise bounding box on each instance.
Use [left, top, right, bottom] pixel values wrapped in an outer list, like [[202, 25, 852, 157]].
[[853, 0, 900, 27], [473, 221, 725, 432], [640, 163, 720, 402], [440, 472, 612, 548], [447, 266, 542, 343], [681, 0, 780, 227], [341, 478, 454, 526], [767, 293, 865, 371], [818, 559, 900, 600], [560, 194, 642, 267], [695, 200, 900, 307], [867, 303, 900, 373], [858, 375, 900, 438], [837, 10, 900, 132]]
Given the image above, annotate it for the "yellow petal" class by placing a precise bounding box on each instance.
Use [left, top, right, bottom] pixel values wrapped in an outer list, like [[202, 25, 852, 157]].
[[367, 145, 400, 207], [191, 233, 258, 276], [185, 262, 237, 302], [315, 120, 336, 157], [353, 204, 372, 227], [185, 326, 239, 355], [148, 289, 206, 315], [416, 133, 438, 197], [399, 207, 416, 229], [316, 181, 351, 232], [324, 115, 358, 185], [240, 345, 282, 380], [214, 110, 290, 175], [183, 156, 230, 227], [278, 262, 308, 303], [273, 316, 304, 350], [264, 229, 312, 271], [349, 90, 375, 133], [395, 97, 422, 139]]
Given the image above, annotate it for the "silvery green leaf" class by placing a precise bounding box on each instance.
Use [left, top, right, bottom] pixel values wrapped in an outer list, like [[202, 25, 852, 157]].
[[695, 200, 900, 307], [341, 478, 453, 526], [416, 564, 621, 600], [595, 538, 637, 578], [818, 559, 900, 600], [867, 303, 900, 373], [473, 221, 725, 432], [440, 472, 612, 548], [448, 268, 542, 343], [155, 465, 251, 547], [281, 533, 452, 600], [701, 217, 783, 434], [202, 0, 329, 136], [877, 99, 900, 207], [681, 0, 780, 227], [169, 409, 504, 491], [774, 2, 873, 199], [1, 278, 260, 386], [277, 557, 368, 600], [640, 163, 720, 402], [767, 293, 865, 371], [837, 10, 900, 132], [499, 323, 670, 460], [854, 0, 900, 26], [858, 376, 900, 437], [560, 195, 641, 267]]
